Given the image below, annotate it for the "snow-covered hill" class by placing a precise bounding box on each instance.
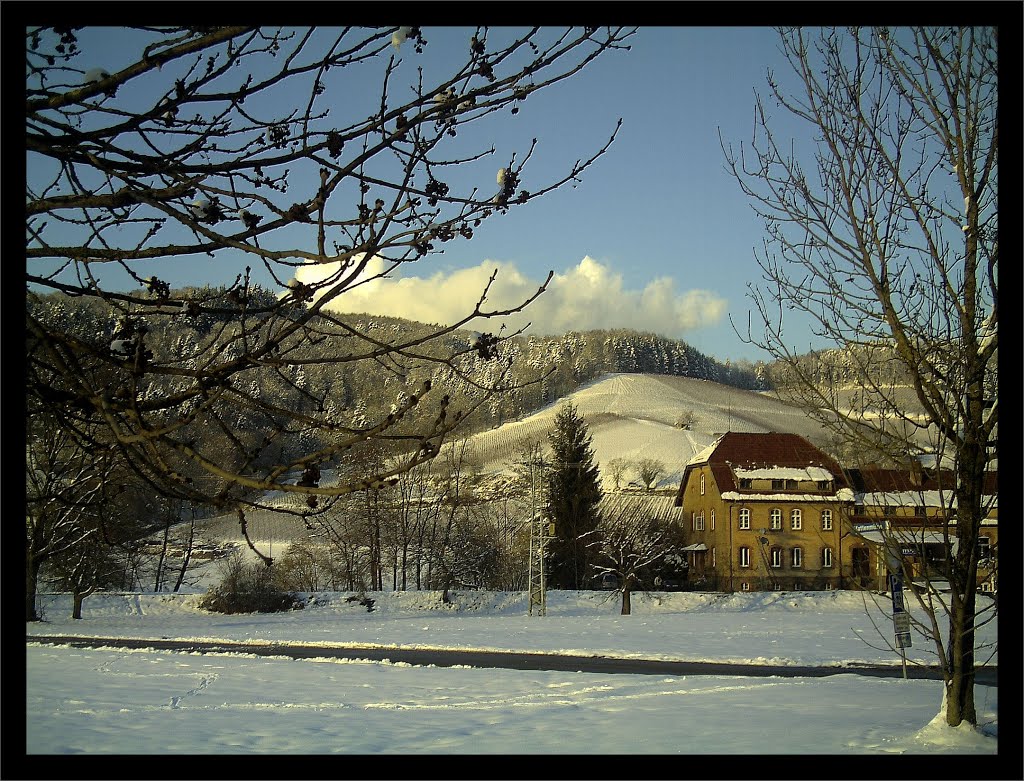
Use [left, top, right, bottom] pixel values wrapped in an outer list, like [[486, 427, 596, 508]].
[[460, 372, 835, 490]]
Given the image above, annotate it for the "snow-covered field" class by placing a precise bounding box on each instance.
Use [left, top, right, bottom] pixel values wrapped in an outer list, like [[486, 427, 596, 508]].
[[25, 589, 1000, 757]]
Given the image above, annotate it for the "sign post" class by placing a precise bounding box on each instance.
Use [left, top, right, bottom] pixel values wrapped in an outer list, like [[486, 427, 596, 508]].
[[889, 573, 910, 679]]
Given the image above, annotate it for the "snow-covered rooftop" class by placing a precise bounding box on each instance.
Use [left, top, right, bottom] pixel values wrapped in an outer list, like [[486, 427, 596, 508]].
[[733, 466, 835, 482], [721, 488, 855, 503]]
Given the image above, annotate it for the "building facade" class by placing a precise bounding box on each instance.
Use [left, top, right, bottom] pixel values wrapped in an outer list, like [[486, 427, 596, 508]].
[[673, 432, 866, 592], [846, 465, 999, 592]]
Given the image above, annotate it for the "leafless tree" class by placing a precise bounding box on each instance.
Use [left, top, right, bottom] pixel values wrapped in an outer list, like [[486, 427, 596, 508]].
[[25, 413, 117, 620], [593, 495, 683, 615], [722, 26, 997, 727], [634, 457, 666, 490], [674, 409, 698, 430], [26, 26, 635, 558], [605, 457, 629, 490]]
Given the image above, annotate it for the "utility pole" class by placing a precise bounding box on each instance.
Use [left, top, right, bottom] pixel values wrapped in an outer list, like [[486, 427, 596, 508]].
[[527, 455, 552, 616], [528, 512, 553, 616]]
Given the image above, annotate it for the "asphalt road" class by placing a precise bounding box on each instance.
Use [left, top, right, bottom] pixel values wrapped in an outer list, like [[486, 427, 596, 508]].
[[26, 635, 997, 686]]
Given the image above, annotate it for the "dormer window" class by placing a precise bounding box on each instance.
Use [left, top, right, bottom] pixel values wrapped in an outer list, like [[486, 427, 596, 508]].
[[771, 479, 784, 490], [739, 478, 752, 489], [817, 480, 831, 491], [785, 479, 798, 490]]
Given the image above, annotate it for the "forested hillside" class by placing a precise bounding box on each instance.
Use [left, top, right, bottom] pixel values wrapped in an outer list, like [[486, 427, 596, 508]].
[[27, 288, 768, 440]]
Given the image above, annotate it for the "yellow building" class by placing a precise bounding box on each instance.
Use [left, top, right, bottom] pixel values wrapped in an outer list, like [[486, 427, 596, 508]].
[[846, 464, 999, 593], [673, 432, 865, 592]]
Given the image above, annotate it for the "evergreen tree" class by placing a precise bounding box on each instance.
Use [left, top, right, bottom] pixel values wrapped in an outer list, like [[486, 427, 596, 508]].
[[544, 403, 602, 589]]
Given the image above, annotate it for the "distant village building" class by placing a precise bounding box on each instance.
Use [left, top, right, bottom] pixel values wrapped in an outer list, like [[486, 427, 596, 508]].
[[846, 465, 998, 593]]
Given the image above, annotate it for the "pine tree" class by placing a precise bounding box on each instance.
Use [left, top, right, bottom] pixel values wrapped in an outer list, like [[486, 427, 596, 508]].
[[544, 403, 602, 589]]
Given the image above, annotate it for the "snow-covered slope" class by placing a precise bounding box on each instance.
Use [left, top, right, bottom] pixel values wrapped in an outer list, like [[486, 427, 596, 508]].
[[462, 372, 835, 490]]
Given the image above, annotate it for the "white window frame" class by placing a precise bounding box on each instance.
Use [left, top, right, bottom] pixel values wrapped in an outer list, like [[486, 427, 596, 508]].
[[822, 546, 833, 568], [710, 508, 715, 530], [695, 512, 705, 531], [739, 547, 751, 568], [741, 581, 750, 592], [791, 547, 803, 568], [821, 509, 833, 531], [739, 508, 750, 530], [770, 547, 783, 568], [770, 508, 782, 530], [711, 546, 716, 568], [791, 509, 802, 530], [700, 473, 705, 495]]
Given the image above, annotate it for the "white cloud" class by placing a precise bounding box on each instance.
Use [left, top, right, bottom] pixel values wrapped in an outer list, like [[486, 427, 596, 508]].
[[295, 255, 726, 338]]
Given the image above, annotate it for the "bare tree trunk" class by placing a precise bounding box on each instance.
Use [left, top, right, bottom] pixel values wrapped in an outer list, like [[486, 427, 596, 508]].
[[171, 512, 196, 593], [72, 585, 97, 620], [620, 587, 632, 615], [946, 588, 977, 725], [153, 516, 171, 592], [26, 555, 43, 622]]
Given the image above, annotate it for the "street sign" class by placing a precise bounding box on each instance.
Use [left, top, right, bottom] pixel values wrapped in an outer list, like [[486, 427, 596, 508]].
[[888, 573, 905, 613], [889, 573, 912, 651], [893, 612, 911, 633]]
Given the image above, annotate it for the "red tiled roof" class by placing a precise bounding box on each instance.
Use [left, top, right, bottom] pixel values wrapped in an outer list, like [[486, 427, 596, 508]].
[[847, 467, 998, 495], [675, 432, 849, 503]]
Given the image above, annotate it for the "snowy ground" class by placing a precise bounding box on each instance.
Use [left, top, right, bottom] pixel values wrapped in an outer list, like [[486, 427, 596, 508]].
[[24, 589, 1000, 760]]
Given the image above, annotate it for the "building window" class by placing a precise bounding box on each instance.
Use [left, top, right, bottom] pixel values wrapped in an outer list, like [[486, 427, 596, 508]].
[[770, 508, 782, 530], [741, 581, 750, 592], [824, 582, 834, 591], [771, 479, 784, 490], [710, 508, 715, 530], [785, 479, 798, 490], [821, 509, 833, 531], [791, 509, 802, 530], [773, 582, 783, 591], [739, 478, 752, 489], [700, 473, 705, 495], [770, 547, 783, 568], [791, 547, 803, 568], [739, 547, 751, 568], [853, 504, 865, 515], [739, 508, 750, 530], [694, 512, 705, 531], [822, 547, 833, 568], [712, 547, 716, 568], [914, 506, 927, 517], [817, 480, 831, 491]]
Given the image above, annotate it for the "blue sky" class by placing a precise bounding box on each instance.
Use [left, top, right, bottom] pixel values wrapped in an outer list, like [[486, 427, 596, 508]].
[[31, 26, 832, 364]]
